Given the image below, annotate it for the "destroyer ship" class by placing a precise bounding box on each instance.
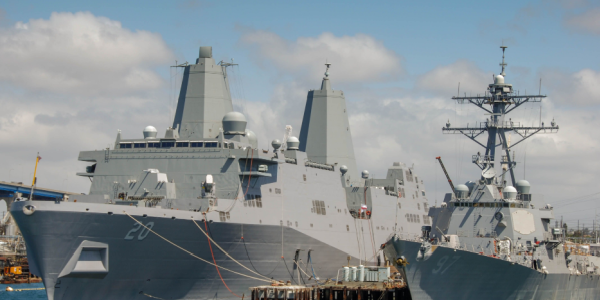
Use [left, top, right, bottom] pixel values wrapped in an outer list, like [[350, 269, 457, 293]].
[[10, 47, 431, 300], [384, 47, 600, 299]]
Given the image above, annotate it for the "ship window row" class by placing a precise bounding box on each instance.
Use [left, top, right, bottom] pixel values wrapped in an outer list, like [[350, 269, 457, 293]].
[[120, 141, 220, 149], [406, 213, 420, 223], [312, 200, 326, 215], [454, 202, 514, 208], [243, 195, 262, 208]]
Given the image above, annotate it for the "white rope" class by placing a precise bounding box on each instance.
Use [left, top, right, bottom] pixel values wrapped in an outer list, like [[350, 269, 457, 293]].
[[293, 259, 314, 281], [298, 259, 324, 283], [191, 218, 273, 281], [142, 292, 168, 300], [124, 212, 272, 283]]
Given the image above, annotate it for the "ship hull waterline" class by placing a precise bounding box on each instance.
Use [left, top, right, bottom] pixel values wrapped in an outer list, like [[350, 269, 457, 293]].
[[384, 238, 600, 300], [11, 200, 362, 300]]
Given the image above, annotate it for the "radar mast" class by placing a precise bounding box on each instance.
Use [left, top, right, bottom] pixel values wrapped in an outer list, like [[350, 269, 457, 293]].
[[442, 46, 559, 190]]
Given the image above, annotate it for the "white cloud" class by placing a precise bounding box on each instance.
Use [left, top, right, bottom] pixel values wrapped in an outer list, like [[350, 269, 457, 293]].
[[240, 30, 403, 84], [0, 12, 175, 194], [241, 81, 308, 149], [543, 68, 600, 106], [416, 60, 491, 96], [0, 11, 173, 96], [564, 8, 600, 35]]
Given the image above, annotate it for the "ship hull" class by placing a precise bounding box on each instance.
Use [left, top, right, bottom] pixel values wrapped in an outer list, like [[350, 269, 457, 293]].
[[11, 201, 354, 300], [385, 238, 600, 300]]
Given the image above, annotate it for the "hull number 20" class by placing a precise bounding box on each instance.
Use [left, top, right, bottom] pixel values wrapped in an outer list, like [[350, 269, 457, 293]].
[[125, 222, 154, 240]]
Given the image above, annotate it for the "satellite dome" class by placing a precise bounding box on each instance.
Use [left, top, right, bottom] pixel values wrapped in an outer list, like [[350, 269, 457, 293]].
[[361, 170, 370, 179], [494, 74, 505, 85], [465, 181, 476, 193], [340, 165, 348, 175], [271, 139, 282, 150], [222, 112, 247, 135], [286, 136, 300, 150], [516, 180, 531, 194], [245, 129, 258, 149], [455, 184, 469, 199], [503, 186, 518, 200], [143, 126, 158, 139]]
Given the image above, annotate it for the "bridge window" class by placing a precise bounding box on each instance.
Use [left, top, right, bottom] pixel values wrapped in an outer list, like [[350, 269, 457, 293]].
[[134, 143, 146, 148], [119, 143, 132, 149], [176, 142, 189, 147], [161, 141, 175, 148], [205, 142, 218, 148], [190, 141, 203, 148], [148, 142, 160, 148]]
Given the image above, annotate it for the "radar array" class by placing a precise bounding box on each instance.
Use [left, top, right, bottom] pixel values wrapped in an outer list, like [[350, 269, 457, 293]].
[[442, 46, 559, 187]]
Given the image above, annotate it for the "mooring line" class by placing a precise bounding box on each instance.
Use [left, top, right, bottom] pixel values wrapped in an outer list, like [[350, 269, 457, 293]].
[[124, 212, 272, 283]]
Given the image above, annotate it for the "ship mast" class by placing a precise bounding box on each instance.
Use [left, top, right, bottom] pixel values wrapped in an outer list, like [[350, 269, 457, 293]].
[[442, 46, 559, 188]]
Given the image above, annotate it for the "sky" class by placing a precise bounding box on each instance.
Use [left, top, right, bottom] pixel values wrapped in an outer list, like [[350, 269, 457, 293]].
[[1, 0, 600, 228]]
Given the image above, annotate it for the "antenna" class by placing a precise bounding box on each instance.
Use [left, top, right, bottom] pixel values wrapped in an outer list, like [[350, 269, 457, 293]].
[[500, 45, 507, 76], [324, 60, 331, 78], [539, 78, 542, 95], [457, 82, 460, 97]]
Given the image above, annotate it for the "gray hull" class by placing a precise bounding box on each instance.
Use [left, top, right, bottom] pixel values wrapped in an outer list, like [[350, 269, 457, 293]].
[[12, 201, 354, 300], [385, 239, 600, 300]]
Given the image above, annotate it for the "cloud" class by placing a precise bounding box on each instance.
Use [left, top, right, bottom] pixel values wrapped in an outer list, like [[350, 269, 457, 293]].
[[543, 68, 600, 106], [0, 12, 175, 194], [239, 30, 403, 85], [564, 7, 600, 34], [0, 11, 173, 97], [416, 60, 491, 96]]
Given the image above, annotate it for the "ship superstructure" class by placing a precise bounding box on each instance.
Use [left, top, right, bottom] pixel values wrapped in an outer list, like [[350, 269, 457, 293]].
[[384, 47, 600, 300], [10, 47, 431, 300]]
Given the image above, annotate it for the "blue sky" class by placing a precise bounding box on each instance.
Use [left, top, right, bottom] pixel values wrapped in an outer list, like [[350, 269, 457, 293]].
[[5, 0, 599, 100], [1, 0, 600, 226]]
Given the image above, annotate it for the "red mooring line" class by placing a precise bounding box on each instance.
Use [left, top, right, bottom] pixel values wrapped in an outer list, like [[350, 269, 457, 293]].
[[203, 218, 242, 298]]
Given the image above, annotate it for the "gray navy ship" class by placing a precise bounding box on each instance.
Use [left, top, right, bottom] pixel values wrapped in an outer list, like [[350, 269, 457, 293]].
[[10, 47, 431, 300], [384, 47, 600, 299]]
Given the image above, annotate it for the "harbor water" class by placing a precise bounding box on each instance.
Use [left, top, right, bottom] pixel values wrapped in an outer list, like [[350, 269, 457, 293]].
[[0, 283, 46, 299]]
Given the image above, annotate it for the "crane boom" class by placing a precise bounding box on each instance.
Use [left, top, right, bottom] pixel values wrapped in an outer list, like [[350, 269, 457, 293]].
[[435, 156, 455, 196]]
